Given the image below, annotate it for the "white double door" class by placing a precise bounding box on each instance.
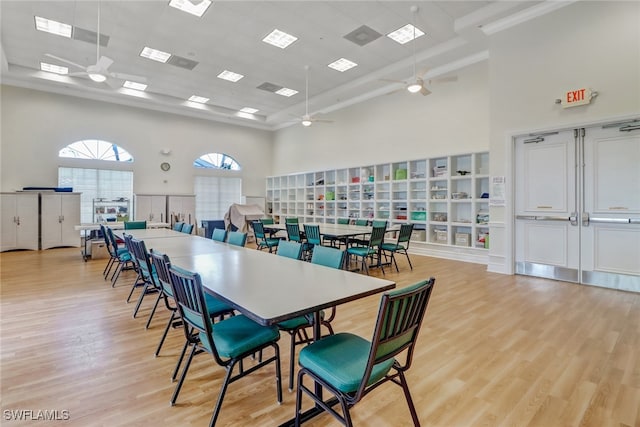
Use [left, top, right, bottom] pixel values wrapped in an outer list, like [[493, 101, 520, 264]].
[[515, 120, 640, 292]]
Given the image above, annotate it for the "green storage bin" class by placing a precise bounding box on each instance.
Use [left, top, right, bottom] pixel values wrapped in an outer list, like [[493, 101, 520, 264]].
[[325, 191, 335, 201], [395, 169, 407, 180], [410, 211, 426, 220]]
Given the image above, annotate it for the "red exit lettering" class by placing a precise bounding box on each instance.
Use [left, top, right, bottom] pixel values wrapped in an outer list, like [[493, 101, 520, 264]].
[[567, 88, 586, 103]]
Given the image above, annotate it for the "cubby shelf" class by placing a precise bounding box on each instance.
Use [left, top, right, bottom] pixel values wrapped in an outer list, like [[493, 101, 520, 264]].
[[266, 152, 490, 249]]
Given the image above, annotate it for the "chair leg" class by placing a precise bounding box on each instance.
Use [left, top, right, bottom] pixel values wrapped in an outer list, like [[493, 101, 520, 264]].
[[171, 343, 197, 405], [288, 332, 296, 391], [133, 283, 152, 318], [397, 370, 421, 427], [155, 311, 176, 357], [210, 362, 236, 427], [145, 291, 163, 329], [172, 338, 190, 382], [103, 257, 114, 278], [391, 252, 399, 273], [126, 273, 143, 302], [404, 250, 413, 270]]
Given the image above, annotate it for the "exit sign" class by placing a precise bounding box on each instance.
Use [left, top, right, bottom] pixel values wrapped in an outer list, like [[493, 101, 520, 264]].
[[560, 88, 594, 108]]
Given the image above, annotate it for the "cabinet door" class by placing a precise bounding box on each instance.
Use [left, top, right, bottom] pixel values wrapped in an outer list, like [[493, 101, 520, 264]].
[[135, 195, 166, 222], [61, 194, 81, 247], [1, 194, 18, 251], [168, 195, 196, 225], [15, 193, 39, 250], [41, 193, 62, 249]]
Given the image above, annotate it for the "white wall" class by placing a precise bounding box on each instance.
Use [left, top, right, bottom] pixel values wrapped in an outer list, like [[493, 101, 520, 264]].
[[0, 85, 273, 197], [487, 0, 640, 272], [272, 60, 490, 174]]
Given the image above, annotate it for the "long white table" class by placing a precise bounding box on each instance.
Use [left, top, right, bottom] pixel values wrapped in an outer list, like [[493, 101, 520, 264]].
[[117, 228, 188, 240]]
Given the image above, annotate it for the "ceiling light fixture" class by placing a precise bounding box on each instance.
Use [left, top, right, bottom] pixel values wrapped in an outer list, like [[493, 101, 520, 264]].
[[217, 70, 244, 82], [240, 107, 259, 114], [188, 95, 209, 103], [275, 87, 298, 97], [262, 29, 298, 49], [34, 16, 72, 38], [88, 71, 107, 82], [123, 81, 147, 91], [387, 23, 424, 45], [140, 47, 171, 63], [40, 62, 68, 75], [168, 0, 212, 17], [328, 58, 358, 72]]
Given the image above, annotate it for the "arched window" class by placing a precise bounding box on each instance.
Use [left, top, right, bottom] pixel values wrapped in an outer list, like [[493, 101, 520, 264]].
[[194, 152, 240, 170], [59, 139, 133, 162]]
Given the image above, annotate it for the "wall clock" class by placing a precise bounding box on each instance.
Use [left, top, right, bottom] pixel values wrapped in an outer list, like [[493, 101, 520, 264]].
[[160, 162, 171, 171]]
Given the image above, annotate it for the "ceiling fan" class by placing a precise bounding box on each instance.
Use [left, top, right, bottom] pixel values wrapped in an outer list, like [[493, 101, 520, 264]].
[[44, 1, 146, 88], [382, 5, 456, 96], [296, 66, 333, 127]]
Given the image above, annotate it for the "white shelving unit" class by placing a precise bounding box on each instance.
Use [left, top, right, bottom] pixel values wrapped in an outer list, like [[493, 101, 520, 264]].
[[266, 152, 490, 253]]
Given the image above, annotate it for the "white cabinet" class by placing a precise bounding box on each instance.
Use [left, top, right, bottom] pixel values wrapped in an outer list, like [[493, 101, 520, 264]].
[[134, 194, 167, 222], [0, 192, 39, 251], [167, 195, 196, 227], [41, 193, 81, 249], [266, 151, 490, 251]]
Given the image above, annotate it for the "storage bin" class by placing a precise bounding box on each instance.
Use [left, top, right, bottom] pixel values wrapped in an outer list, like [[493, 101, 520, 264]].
[[412, 230, 426, 241], [410, 211, 427, 220], [91, 241, 108, 260], [455, 233, 471, 246], [435, 230, 448, 242], [325, 191, 335, 201], [395, 169, 407, 180]]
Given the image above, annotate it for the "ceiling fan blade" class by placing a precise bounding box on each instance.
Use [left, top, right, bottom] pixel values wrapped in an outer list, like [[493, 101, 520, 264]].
[[433, 75, 458, 84], [379, 78, 407, 84], [96, 56, 114, 70], [44, 54, 87, 70], [68, 71, 89, 77], [312, 119, 334, 124], [104, 78, 121, 89], [109, 72, 147, 83], [419, 86, 432, 96]]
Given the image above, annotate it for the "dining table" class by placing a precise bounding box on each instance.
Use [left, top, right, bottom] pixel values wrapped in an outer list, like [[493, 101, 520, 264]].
[[133, 234, 396, 425]]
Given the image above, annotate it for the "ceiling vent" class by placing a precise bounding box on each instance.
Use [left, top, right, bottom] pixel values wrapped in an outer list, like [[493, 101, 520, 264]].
[[257, 82, 283, 93], [343, 25, 382, 47], [167, 55, 199, 70], [73, 27, 109, 47]]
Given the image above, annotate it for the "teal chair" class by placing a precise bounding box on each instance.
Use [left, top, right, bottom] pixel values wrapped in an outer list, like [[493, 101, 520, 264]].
[[380, 223, 414, 272], [227, 231, 247, 247], [337, 218, 350, 225], [167, 266, 282, 425], [173, 222, 185, 232], [253, 221, 279, 252], [354, 219, 368, 226], [105, 227, 135, 286], [295, 278, 436, 427], [124, 220, 147, 230], [181, 223, 194, 234], [100, 224, 128, 280], [149, 250, 235, 379], [285, 217, 299, 224], [346, 226, 387, 275], [276, 240, 303, 260], [130, 238, 162, 325], [351, 219, 371, 246], [326, 218, 350, 247], [211, 228, 227, 242], [286, 223, 311, 257], [277, 245, 345, 390], [260, 217, 274, 225], [303, 224, 322, 260]]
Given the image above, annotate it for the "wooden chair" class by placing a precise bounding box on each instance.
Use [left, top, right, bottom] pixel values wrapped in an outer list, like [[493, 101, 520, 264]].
[[295, 278, 436, 426]]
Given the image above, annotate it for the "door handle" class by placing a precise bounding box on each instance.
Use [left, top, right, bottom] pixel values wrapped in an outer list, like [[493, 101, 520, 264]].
[[589, 217, 632, 224], [630, 218, 640, 224], [516, 215, 572, 222]]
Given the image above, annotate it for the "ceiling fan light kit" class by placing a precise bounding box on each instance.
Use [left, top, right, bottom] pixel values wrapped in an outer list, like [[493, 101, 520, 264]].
[[407, 82, 422, 93]]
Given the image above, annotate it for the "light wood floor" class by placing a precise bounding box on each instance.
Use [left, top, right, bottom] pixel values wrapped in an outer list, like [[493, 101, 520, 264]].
[[1, 246, 639, 427]]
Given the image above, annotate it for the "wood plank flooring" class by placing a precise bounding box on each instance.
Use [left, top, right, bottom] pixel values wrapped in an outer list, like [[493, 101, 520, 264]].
[[1, 246, 638, 426]]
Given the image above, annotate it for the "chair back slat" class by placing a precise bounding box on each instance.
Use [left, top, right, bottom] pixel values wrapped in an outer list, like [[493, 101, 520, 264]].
[[310, 245, 345, 269], [286, 223, 302, 242], [370, 279, 435, 365], [252, 221, 266, 240], [124, 220, 147, 230], [260, 218, 274, 225], [149, 250, 172, 295], [368, 225, 387, 248], [227, 231, 247, 247], [131, 238, 154, 282], [277, 240, 303, 260], [211, 228, 227, 242], [303, 224, 322, 246], [397, 223, 414, 244], [168, 267, 212, 334]]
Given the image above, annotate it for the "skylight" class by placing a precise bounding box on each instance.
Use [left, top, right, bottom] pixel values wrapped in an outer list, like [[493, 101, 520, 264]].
[[35, 16, 72, 38], [262, 29, 298, 49], [328, 58, 358, 72], [123, 81, 147, 91], [40, 62, 68, 75], [189, 95, 210, 103], [275, 88, 298, 97], [217, 70, 244, 82], [387, 24, 424, 44], [240, 107, 259, 114], [168, 0, 212, 17], [140, 47, 171, 63]]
